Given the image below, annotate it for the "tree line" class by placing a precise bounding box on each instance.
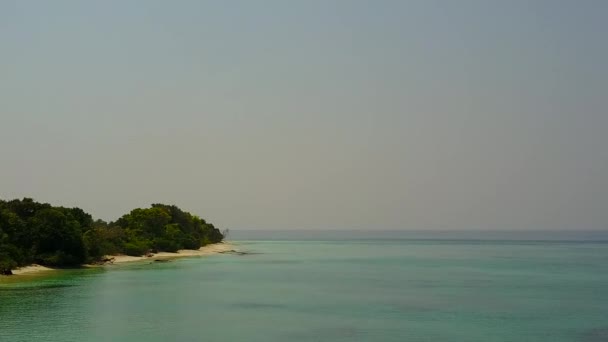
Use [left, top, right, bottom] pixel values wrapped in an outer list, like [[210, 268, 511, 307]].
[[0, 198, 224, 273]]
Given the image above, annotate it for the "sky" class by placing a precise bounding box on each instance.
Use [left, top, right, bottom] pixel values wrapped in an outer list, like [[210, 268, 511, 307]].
[[1, 0, 607, 230]]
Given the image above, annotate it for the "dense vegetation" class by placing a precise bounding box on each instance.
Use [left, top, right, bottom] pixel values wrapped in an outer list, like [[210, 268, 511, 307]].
[[0, 198, 224, 273]]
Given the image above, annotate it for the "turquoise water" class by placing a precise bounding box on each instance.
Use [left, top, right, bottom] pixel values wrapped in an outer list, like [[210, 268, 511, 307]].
[[2, 232, 608, 341]]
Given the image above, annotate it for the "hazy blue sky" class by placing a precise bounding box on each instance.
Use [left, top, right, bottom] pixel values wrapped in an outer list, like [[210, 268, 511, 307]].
[[1, 0, 607, 230]]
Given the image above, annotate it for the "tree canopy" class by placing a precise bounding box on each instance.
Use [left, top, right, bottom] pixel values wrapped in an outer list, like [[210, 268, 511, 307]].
[[0, 198, 224, 273]]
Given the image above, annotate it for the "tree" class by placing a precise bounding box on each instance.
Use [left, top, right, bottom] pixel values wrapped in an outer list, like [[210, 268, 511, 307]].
[[0, 198, 224, 271], [30, 208, 87, 266]]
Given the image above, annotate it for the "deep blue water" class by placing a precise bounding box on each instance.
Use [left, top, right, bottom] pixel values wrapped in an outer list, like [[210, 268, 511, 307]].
[[1, 230, 608, 342]]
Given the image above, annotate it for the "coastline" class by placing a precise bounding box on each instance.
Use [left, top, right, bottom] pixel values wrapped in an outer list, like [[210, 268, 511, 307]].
[[106, 242, 236, 265], [5, 242, 236, 277], [11, 264, 56, 276]]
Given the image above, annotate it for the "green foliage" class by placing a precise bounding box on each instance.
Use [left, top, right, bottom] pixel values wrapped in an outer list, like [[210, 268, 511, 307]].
[[30, 208, 88, 266], [115, 204, 224, 255], [84, 226, 125, 259], [0, 198, 224, 272], [123, 240, 150, 256], [0, 243, 20, 272], [152, 238, 180, 253]]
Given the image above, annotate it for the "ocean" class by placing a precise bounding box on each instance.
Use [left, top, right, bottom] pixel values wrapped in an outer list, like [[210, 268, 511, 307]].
[[1, 230, 608, 342]]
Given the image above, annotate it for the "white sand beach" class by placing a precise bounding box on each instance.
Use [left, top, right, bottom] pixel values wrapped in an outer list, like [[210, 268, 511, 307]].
[[4, 242, 236, 277], [12, 264, 55, 275], [103, 242, 236, 264]]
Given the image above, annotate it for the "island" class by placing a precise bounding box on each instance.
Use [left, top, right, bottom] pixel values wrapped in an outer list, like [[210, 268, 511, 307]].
[[0, 198, 225, 275]]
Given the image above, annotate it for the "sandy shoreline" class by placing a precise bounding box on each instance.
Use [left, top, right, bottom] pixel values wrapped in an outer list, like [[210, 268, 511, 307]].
[[6, 242, 236, 276], [106, 242, 236, 264], [11, 264, 56, 275]]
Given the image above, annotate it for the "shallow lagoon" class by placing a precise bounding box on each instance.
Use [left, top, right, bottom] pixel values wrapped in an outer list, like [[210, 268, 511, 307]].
[[2, 232, 608, 342]]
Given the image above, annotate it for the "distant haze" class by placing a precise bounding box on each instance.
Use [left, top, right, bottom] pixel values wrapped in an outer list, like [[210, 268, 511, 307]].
[[1, 1, 607, 230]]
